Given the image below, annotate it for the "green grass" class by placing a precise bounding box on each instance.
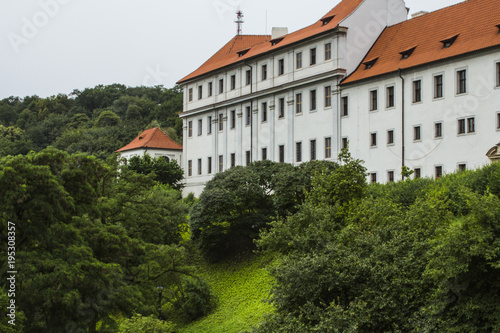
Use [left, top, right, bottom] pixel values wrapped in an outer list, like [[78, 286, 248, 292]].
[[178, 254, 275, 333]]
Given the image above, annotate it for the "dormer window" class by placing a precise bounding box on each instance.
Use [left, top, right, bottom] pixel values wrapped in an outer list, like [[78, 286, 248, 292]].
[[270, 38, 284, 46], [400, 46, 416, 60], [238, 49, 250, 57], [441, 34, 459, 48], [363, 58, 378, 70], [321, 16, 335, 26], [496, 24, 500, 33]]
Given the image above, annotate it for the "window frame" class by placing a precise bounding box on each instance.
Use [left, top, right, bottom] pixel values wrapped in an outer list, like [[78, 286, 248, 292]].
[[197, 118, 203, 136], [310, 139, 317, 161], [230, 110, 236, 129], [218, 113, 224, 131], [370, 172, 377, 184], [208, 82, 213, 97], [496, 61, 500, 88], [325, 42, 332, 61], [262, 64, 268, 81], [219, 79, 224, 94], [370, 132, 377, 148], [412, 79, 422, 103], [296, 52, 303, 69], [324, 86, 332, 108], [467, 117, 475, 133], [341, 96, 349, 116], [387, 170, 395, 183], [279, 145, 285, 163], [341, 137, 348, 150], [435, 122, 443, 139], [245, 70, 251, 86], [387, 129, 395, 145], [295, 93, 302, 114], [435, 165, 443, 179], [278, 59, 285, 76], [245, 106, 251, 126], [456, 68, 467, 95], [207, 156, 212, 174], [188, 160, 192, 177], [198, 85, 203, 100], [188, 88, 193, 102], [414, 168, 421, 179], [278, 98, 285, 118], [434, 74, 444, 99], [369, 89, 378, 111], [296, 141, 302, 163], [230, 153, 236, 168], [207, 116, 212, 135], [310, 48, 317, 66], [262, 147, 267, 161], [245, 151, 251, 166], [218, 155, 224, 172], [413, 125, 421, 142], [386, 85, 395, 108], [198, 158, 202, 175], [325, 137, 332, 159], [230, 75, 236, 90], [188, 120, 193, 138], [310, 89, 317, 111], [261, 102, 268, 123]]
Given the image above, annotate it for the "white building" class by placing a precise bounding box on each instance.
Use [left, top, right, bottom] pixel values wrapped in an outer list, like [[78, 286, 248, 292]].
[[116, 127, 183, 165], [177, 0, 500, 196]]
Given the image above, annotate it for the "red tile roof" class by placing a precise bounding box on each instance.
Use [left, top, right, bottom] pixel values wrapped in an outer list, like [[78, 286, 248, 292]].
[[116, 128, 182, 152], [177, 0, 364, 84], [342, 0, 500, 84]]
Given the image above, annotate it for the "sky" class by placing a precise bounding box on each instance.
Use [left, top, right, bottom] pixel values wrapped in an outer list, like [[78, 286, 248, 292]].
[[1, 0, 464, 99]]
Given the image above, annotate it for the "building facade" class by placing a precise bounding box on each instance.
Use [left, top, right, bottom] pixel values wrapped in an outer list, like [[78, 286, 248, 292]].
[[177, 0, 500, 196]]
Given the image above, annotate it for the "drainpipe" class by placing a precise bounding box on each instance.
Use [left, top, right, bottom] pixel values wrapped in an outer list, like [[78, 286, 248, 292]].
[[244, 61, 253, 162], [398, 68, 405, 180]]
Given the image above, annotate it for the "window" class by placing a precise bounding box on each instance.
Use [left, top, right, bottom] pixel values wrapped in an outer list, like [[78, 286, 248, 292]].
[[208, 82, 213, 97], [441, 35, 458, 48], [262, 148, 267, 161], [231, 153, 236, 168], [325, 86, 332, 108], [296, 52, 302, 69], [496, 62, 500, 87], [457, 69, 467, 94], [414, 126, 421, 141], [188, 160, 192, 176], [370, 173, 377, 184], [414, 168, 421, 179], [198, 119, 203, 136], [386, 86, 395, 108], [296, 142, 302, 162], [188, 121, 193, 137], [467, 117, 475, 133], [219, 155, 223, 172], [387, 130, 394, 145], [278, 59, 285, 75], [310, 140, 317, 160], [279, 98, 285, 118], [207, 116, 212, 134], [208, 157, 212, 174], [370, 90, 378, 111], [230, 75, 236, 90], [230, 110, 236, 129], [341, 137, 348, 149], [325, 43, 332, 60], [218, 113, 223, 131], [370, 132, 377, 147], [325, 137, 332, 158], [219, 79, 224, 94], [310, 48, 316, 65], [310, 90, 317, 111], [435, 166, 443, 179], [388, 171, 395, 183], [279, 145, 285, 163], [413, 80, 422, 103], [198, 159, 202, 175], [458, 118, 466, 134], [497, 112, 500, 129], [296, 93, 302, 114], [262, 64, 267, 81], [198, 85, 203, 100], [341, 96, 348, 116], [245, 151, 251, 166], [246, 70, 251, 86], [458, 163, 467, 172], [435, 122, 443, 138], [188, 88, 193, 102], [434, 75, 443, 99], [245, 107, 251, 126], [262, 102, 267, 122]]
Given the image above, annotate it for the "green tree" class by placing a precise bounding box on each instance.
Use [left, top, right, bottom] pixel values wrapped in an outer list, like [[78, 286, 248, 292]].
[[127, 154, 184, 190]]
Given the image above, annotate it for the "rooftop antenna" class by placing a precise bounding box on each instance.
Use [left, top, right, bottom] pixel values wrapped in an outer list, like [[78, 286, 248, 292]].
[[235, 10, 244, 36]]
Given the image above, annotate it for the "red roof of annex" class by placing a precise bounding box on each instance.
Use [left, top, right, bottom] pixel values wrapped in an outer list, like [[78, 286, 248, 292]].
[[177, 0, 364, 84], [342, 0, 500, 84], [116, 128, 183, 153]]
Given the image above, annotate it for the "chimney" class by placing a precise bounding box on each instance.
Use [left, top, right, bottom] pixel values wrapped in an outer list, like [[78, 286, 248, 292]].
[[411, 11, 429, 18], [272, 27, 288, 40]]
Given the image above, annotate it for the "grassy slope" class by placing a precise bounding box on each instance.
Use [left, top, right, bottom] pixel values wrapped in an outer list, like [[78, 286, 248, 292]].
[[178, 254, 275, 333]]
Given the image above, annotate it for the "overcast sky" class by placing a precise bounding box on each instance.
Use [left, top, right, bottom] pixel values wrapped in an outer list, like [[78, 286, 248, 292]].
[[1, 0, 463, 99]]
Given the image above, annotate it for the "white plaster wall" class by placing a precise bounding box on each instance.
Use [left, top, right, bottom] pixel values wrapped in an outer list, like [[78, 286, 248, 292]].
[[342, 49, 500, 183]]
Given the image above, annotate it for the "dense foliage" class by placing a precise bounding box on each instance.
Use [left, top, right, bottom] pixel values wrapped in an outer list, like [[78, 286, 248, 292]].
[[126, 154, 184, 190], [0, 84, 183, 159], [189, 160, 339, 261], [254, 153, 500, 332], [0, 148, 213, 332]]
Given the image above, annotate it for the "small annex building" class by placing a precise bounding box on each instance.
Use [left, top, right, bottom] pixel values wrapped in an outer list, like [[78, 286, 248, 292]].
[[116, 128, 183, 166]]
